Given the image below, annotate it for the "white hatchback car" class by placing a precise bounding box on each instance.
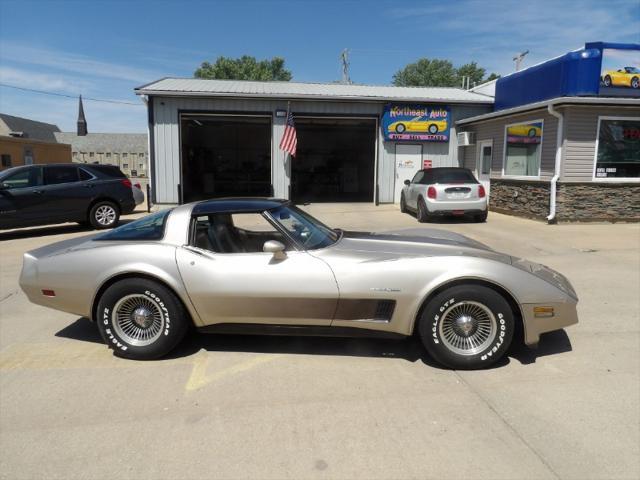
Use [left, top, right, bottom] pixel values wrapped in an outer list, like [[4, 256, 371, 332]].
[[400, 167, 488, 223]]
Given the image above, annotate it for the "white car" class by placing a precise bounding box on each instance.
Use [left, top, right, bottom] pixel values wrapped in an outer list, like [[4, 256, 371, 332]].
[[400, 168, 488, 223], [132, 182, 144, 206]]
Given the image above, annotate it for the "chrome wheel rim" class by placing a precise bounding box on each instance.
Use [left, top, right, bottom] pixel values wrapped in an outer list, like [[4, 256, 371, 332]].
[[112, 294, 164, 346], [95, 205, 116, 226], [438, 301, 497, 356]]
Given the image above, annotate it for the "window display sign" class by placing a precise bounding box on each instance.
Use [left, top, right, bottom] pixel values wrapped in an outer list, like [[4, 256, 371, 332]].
[[599, 48, 640, 97], [382, 104, 450, 142], [595, 118, 640, 179], [506, 122, 542, 144]]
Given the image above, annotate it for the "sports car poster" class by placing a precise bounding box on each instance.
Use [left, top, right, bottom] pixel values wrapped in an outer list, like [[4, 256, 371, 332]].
[[382, 104, 451, 142]]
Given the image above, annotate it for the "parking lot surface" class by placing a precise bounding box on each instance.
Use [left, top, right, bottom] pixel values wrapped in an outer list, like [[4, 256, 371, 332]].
[[1, 205, 639, 480]]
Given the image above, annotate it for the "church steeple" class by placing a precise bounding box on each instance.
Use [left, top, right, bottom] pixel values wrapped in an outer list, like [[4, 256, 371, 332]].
[[77, 95, 87, 136]]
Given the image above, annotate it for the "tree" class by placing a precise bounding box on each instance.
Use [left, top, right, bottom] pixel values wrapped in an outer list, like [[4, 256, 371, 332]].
[[485, 73, 501, 82], [392, 58, 500, 87], [456, 62, 486, 87], [392, 58, 457, 87], [194, 55, 292, 81]]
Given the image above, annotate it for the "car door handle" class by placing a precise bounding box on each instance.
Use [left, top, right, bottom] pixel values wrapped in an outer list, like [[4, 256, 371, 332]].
[[32, 190, 44, 194]]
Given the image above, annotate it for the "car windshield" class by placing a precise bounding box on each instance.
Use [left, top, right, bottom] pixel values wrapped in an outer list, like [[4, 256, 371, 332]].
[[94, 209, 172, 241], [268, 204, 339, 250], [423, 169, 477, 184]]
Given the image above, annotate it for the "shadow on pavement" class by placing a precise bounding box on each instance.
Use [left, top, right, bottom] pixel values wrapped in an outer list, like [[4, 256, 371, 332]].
[[0, 218, 136, 241], [55, 318, 572, 369], [403, 210, 482, 225]]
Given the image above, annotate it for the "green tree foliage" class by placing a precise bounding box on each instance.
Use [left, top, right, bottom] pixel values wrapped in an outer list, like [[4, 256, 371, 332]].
[[194, 55, 292, 81], [393, 58, 500, 87], [485, 72, 501, 82]]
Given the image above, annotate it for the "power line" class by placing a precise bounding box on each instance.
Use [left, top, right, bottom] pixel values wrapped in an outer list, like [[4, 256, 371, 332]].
[[0, 83, 144, 106]]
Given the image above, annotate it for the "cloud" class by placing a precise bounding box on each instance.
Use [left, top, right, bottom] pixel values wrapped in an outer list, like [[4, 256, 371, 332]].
[[0, 65, 92, 94], [0, 42, 164, 83]]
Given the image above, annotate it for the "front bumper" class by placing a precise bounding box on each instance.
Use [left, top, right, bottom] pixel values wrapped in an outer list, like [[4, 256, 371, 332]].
[[521, 301, 579, 345], [425, 197, 487, 213]]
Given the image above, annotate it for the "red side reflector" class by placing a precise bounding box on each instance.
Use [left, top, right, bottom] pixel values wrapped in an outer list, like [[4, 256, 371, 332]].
[[452, 210, 464, 215], [121, 178, 132, 188], [42, 289, 56, 297], [478, 185, 486, 198], [427, 186, 437, 199]]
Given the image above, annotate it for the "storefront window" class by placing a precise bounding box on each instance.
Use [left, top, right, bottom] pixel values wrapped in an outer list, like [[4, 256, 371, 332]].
[[503, 121, 543, 176], [595, 118, 640, 179]]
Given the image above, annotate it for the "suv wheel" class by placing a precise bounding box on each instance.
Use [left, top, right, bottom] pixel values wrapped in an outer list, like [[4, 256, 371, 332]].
[[89, 201, 119, 229]]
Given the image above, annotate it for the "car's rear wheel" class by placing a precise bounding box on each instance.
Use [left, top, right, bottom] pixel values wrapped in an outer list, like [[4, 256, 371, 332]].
[[96, 278, 189, 360], [400, 193, 408, 213], [632, 77, 639, 89], [417, 197, 430, 223], [474, 211, 488, 223], [428, 124, 438, 134], [89, 201, 120, 229], [418, 285, 515, 369]]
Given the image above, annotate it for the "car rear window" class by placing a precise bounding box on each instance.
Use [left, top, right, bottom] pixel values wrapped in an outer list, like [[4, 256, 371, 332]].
[[94, 209, 172, 241], [422, 169, 478, 184], [89, 165, 126, 178]]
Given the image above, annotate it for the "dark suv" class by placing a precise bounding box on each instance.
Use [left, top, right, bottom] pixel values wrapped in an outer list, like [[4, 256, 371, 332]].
[[0, 163, 136, 230]]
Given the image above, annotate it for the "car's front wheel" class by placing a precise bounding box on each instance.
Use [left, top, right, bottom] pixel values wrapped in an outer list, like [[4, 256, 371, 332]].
[[96, 278, 189, 360], [400, 193, 408, 213], [603, 75, 612, 87], [395, 123, 406, 133], [418, 284, 515, 369], [89, 201, 120, 229]]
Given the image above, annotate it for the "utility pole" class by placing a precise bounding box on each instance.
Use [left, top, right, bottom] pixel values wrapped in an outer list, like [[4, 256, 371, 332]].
[[513, 50, 529, 71], [341, 49, 351, 84]]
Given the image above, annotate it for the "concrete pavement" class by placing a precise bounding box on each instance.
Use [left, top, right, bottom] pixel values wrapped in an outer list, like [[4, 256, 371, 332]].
[[1, 205, 639, 480]]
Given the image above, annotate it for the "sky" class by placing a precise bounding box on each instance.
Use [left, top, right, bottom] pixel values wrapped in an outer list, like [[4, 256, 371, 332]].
[[0, 0, 638, 133]]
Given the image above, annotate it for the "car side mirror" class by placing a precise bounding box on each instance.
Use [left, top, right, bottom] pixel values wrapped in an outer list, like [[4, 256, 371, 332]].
[[404, 179, 411, 186], [263, 240, 286, 260]]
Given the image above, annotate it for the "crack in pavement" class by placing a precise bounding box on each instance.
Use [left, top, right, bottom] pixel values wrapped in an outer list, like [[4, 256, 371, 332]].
[[454, 371, 561, 480], [0, 291, 17, 304]]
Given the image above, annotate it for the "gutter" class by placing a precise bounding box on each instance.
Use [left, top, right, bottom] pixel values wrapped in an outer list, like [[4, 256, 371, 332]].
[[546, 102, 564, 223]]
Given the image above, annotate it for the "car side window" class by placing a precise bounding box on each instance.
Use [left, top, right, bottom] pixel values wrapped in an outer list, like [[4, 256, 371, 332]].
[[411, 171, 424, 184], [44, 166, 79, 185], [78, 168, 93, 181], [1, 167, 43, 189], [192, 213, 290, 254]]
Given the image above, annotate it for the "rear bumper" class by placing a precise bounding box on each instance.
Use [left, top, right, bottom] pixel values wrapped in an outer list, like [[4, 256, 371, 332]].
[[426, 197, 488, 213], [521, 300, 579, 345]]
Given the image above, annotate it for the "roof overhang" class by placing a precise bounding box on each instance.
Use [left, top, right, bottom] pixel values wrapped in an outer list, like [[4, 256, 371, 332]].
[[457, 96, 640, 125]]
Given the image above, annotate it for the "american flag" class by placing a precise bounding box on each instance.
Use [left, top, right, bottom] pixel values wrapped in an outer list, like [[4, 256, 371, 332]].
[[279, 111, 297, 157]]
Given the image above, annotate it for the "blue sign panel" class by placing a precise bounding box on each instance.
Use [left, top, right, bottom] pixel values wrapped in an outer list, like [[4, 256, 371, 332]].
[[382, 104, 450, 142]]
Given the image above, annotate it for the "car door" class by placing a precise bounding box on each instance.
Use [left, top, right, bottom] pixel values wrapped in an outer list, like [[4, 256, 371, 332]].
[[176, 212, 339, 326], [42, 165, 87, 221], [0, 166, 46, 228]]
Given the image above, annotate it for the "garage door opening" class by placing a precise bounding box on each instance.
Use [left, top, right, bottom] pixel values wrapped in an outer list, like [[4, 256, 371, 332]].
[[180, 115, 271, 203], [291, 117, 376, 203]]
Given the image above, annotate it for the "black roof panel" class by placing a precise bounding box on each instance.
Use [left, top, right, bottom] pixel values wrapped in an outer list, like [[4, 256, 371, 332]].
[[192, 198, 289, 215]]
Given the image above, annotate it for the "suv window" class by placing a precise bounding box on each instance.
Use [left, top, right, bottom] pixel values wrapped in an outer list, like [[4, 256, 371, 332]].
[[44, 166, 79, 185], [78, 168, 93, 181], [89, 165, 126, 178], [1, 167, 43, 189]]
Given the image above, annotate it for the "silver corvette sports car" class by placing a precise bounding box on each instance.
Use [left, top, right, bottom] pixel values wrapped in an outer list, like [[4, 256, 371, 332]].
[[20, 198, 578, 369]]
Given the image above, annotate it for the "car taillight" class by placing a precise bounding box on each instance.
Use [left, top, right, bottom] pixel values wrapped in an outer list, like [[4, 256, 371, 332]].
[[121, 178, 132, 188], [427, 186, 437, 199], [478, 185, 486, 198]]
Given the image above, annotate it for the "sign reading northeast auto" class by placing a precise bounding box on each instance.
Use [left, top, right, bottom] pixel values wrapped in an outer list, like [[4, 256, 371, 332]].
[[382, 104, 450, 142]]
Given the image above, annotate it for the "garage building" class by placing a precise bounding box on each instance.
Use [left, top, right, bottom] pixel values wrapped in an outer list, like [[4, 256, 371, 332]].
[[135, 79, 492, 206]]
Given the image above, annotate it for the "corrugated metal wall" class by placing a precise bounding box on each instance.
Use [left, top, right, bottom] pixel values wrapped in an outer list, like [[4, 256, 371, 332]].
[[150, 96, 490, 204], [460, 107, 559, 179]]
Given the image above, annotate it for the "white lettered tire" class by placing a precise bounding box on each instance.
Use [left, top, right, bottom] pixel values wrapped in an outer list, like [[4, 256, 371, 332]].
[[418, 285, 514, 369], [96, 278, 188, 360]]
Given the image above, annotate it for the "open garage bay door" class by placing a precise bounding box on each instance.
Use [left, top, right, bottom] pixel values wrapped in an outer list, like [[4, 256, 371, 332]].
[[180, 115, 271, 203], [291, 117, 376, 203]]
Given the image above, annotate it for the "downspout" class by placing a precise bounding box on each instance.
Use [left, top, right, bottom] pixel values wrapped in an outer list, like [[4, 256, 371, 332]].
[[547, 102, 563, 223]]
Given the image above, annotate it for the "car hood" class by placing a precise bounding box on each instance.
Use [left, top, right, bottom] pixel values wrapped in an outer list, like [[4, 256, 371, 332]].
[[328, 228, 512, 264]]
